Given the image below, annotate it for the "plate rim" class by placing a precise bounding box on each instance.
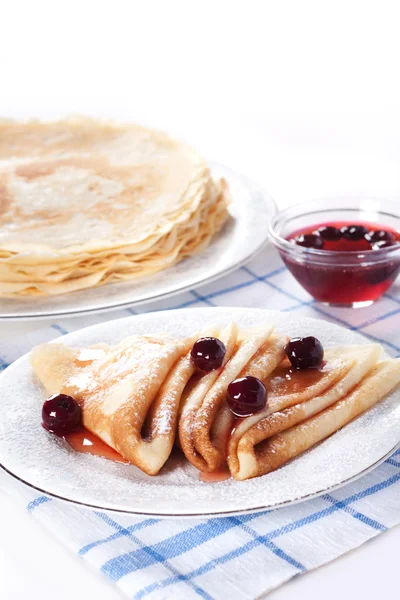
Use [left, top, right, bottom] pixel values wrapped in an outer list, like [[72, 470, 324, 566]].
[[2, 443, 399, 519], [0, 306, 399, 518], [0, 162, 277, 320]]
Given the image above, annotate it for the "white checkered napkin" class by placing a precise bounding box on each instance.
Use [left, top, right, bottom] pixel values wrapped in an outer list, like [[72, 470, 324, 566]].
[[2, 248, 400, 600]]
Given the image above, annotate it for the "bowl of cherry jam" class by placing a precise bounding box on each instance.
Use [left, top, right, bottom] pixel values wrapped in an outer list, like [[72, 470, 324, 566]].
[[269, 198, 400, 307]]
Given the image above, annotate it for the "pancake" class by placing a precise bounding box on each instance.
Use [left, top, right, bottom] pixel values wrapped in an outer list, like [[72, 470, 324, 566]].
[[208, 333, 288, 468], [179, 327, 287, 472], [0, 118, 230, 296], [227, 345, 375, 479], [229, 345, 390, 480], [236, 359, 400, 480], [31, 335, 188, 475], [178, 323, 240, 468]]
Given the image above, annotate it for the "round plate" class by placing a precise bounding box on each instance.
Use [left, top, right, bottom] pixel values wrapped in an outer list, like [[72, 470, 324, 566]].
[[0, 307, 399, 518], [0, 163, 276, 320]]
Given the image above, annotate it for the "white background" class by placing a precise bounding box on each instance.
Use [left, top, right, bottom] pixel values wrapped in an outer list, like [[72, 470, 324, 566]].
[[0, 1, 399, 599]]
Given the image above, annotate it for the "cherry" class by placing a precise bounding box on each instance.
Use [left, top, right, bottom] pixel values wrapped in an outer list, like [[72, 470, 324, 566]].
[[190, 337, 226, 372], [293, 233, 324, 249], [42, 393, 82, 436], [372, 240, 399, 250], [285, 336, 324, 370], [227, 376, 267, 417], [366, 230, 395, 243], [340, 224, 369, 241], [317, 226, 342, 241]]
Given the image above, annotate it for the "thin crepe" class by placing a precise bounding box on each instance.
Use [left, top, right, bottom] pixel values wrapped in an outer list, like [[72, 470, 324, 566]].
[[0, 118, 230, 296], [179, 328, 288, 472], [228, 344, 383, 478], [230, 348, 398, 481], [31, 335, 189, 475]]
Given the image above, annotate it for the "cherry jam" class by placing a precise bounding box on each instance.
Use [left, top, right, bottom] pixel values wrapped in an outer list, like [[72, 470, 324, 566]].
[[64, 427, 129, 463], [284, 221, 400, 306]]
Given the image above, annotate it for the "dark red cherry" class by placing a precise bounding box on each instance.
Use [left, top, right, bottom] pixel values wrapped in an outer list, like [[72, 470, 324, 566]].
[[317, 226, 342, 241], [340, 224, 369, 241], [366, 230, 395, 243], [42, 393, 82, 436], [227, 376, 267, 417], [285, 336, 324, 370], [372, 240, 399, 250], [190, 337, 226, 372], [293, 233, 324, 249]]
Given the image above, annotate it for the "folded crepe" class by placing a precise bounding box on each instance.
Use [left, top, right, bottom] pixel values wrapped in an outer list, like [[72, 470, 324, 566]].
[[178, 323, 240, 471], [0, 118, 230, 296], [228, 344, 382, 478], [229, 349, 400, 481], [31, 335, 190, 475], [179, 327, 288, 472]]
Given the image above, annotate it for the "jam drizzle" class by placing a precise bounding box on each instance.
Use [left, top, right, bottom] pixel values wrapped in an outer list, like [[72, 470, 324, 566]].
[[64, 428, 129, 463], [199, 466, 231, 482], [266, 360, 327, 396]]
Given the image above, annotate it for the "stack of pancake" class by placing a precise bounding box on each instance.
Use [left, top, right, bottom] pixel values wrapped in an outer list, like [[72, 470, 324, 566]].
[[0, 118, 230, 296]]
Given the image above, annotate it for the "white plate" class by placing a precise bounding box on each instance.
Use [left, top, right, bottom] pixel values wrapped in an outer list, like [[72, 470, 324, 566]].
[[0, 163, 276, 320], [0, 307, 399, 518]]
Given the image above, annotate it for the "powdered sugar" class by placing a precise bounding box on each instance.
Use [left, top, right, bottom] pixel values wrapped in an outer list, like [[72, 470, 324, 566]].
[[0, 307, 399, 517], [68, 335, 181, 416]]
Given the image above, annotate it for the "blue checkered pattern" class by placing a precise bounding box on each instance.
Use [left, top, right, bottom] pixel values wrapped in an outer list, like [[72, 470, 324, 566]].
[[3, 248, 400, 600]]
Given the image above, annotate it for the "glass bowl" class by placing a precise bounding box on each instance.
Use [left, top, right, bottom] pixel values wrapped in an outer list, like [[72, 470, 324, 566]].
[[268, 197, 400, 307]]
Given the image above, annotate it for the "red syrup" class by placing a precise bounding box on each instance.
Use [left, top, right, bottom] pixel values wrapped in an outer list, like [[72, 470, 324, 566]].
[[199, 466, 231, 482], [64, 427, 129, 463], [284, 221, 400, 305], [65, 429, 230, 479]]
